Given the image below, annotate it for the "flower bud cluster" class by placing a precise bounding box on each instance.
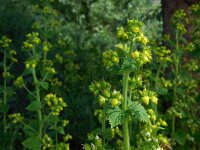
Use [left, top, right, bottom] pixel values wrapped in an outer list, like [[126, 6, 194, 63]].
[[129, 74, 143, 88], [184, 60, 199, 71], [44, 93, 67, 116], [90, 81, 111, 97], [43, 41, 52, 52], [171, 9, 188, 34], [42, 134, 53, 150], [110, 90, 123, 107], [85, 134, 103, 149], [23, 32, 41, 49], [155, 46, 171, 63], [102, 50, 119, 69], [14, 76, 25, 88], [62, 120, 69, 127], [0, 36, 12, 48], [63, 134, 72, 142], [57, 143, 70, 150], [116, 27, 129, 41], [45, 67, 56, 74], [2, 71, 11, 78], [160, 77, 172, 88], [167, 107, 182, 118], [131, 48, 152, 66], [51, 78, 62, 87], [9, 49, 18, 62], [25, 60, 37, 69], [9, 113, 23, 124], [115, 43, 130, 54], [140, 89, 158, 105], [190, 3, 200, 13]]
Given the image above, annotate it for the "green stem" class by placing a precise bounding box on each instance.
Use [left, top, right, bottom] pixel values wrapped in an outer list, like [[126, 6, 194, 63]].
[[172, 116, 175, 137], [32, 68, 43, 148], [55, 121, 58, 150], [155, 64, 161, 91], [172, 30, 179, 137], [122, 71, 130, 150], [3, 50, 7, 131], [102, 107, 106, 149]]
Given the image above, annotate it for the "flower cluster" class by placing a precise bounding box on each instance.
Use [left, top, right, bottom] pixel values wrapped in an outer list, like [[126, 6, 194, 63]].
[[14, 76, 25, 88], [155, 46, 172, 63], [83, 134, 103, 150], [160, 77, 172, 88], [131, 48, 152, 66], [102, 50, 119, 69], [90, 81, 122, 107], [23, 32, 41, 49], [116, 27, 129, 41], [42, 134, 53, 150], [44, 93, 67, 116], [171, 9, 188, 34], [140, 89, 158, 105], [136, 109, 168, 149], [9, 113, 23, 124], [129, 74, 143, 88], [43, 41, 52, 52]]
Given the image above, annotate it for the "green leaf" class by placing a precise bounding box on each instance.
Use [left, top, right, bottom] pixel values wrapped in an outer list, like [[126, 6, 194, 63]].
[[44, 114, 59, 123], [40, 81, 49, 90], [128, 101, 149, 122], [57, 126, 65, 135], [22, 137, 40, 150], [22, 68, 32, 76], [120, 58, 135, 72], [107, 107, 122, 128], [174, 130, 187, 145], [26, 101, 41, 111], [0, 104, 9, 113], [157, 87, 168, 95]]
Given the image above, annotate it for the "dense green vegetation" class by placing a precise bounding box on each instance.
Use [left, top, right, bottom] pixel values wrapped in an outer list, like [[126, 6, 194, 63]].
[[0, 0, 199, 149]]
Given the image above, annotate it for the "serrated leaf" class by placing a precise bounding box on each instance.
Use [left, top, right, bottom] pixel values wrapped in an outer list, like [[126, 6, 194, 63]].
[[22, 137, 40, 150], [174, 130, 187, 145], [40, 81, 49, 90], [107, 107, 122, 128], [26, 101, 41, 111], [120, 58, 135, 72], [128, 101, 149, 122], [57, 126, 65, 135]]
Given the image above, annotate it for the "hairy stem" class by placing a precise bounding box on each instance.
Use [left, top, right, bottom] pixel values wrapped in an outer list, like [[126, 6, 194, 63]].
[[122, 71, 130, 150], [32, 68, 43, 148]]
